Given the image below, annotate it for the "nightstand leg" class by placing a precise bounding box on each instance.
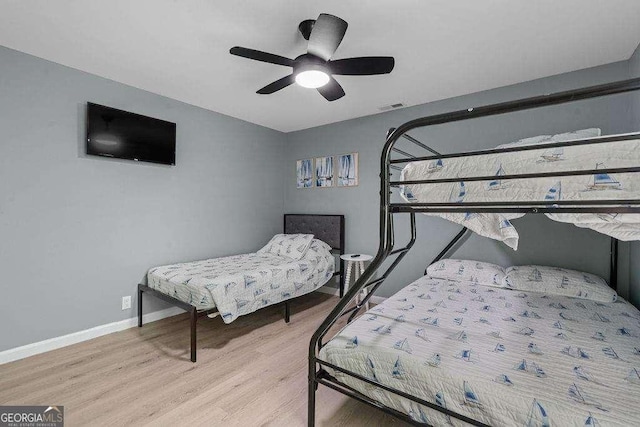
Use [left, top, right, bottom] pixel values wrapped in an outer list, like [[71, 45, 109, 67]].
[[354, 263, 360, 304], [344, 262, 352, 297]]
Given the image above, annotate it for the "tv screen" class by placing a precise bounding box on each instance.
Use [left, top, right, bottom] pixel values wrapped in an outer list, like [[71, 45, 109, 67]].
[[86, 103, 176, 165]]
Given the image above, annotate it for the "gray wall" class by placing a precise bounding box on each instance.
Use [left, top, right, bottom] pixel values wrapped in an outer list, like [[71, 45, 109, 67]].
[[284, 60, 637, 299], [0, 46, 286, 352], [628, 43, 640, 307]]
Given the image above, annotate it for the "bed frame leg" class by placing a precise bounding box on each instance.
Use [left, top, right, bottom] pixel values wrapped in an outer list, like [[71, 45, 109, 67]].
[[308, 376, 316, 427], [190, 307, 197, 363], [137, 284, 143, 328], [284, 301, 291, 323]]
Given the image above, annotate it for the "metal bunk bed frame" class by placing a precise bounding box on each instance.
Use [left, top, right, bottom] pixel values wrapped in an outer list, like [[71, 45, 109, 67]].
[[308, 77, 640, 426]]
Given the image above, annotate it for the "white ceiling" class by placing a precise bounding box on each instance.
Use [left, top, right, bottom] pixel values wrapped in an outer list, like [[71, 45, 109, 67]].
[[1, 1, 639, 133]]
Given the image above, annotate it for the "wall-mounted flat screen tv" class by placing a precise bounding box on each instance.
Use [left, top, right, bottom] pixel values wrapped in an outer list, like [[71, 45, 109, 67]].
[[86, 103, 176, 165]]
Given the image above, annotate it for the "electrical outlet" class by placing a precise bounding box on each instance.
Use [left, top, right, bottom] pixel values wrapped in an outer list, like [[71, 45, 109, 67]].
[[122, 295, 132, 310]]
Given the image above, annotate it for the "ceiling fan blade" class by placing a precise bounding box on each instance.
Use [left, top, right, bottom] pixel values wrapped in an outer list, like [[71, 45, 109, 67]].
[[329, 56, 395, 75], [317, 77, 345, 101], [257, 74, 295, 94], [230, 46, 295, 67], [307, 14, 348, 61]]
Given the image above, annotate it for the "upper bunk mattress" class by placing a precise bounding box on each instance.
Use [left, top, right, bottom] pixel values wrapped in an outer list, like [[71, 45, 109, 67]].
[[147, 239, 335, 323], [319, 276, 640, 426], [399, 133, 640, 249]]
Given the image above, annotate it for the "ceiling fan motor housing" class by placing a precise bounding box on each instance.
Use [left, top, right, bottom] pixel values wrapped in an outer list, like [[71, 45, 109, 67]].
[[293, 54, 327, 74]]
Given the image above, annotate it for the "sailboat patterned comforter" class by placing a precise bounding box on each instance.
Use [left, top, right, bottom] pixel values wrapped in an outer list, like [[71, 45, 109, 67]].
[[147, 239, 335, 323], [319, 276, 640, 426], [400, 134, 640, 249]]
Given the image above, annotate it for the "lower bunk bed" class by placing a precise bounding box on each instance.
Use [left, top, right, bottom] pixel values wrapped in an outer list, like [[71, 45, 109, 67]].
[[139, 214, 344, 362], [318, 260, 640, 426]]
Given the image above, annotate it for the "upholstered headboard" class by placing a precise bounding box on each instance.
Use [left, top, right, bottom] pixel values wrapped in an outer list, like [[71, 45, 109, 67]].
[[284, 214, 345, 251], [284, 214, 346, 296]]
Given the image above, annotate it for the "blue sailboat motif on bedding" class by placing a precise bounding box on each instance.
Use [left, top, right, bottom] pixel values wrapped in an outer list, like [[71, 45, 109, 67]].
[[462, 381, 481, 407], [568, 383, 606, 411], [573, 366, 595, 382], [346, 336, 358, 349], [392, 357, 406, 378], [587, 163, 621, 190], [528, 268, 542, 282], [434, 391, 452, 424], [625, 368, 640, 384], [499, 219, 513, 229], [449, 181, 466, 203], [409, 404, 430, 424], [244, 275, 257, 288], [456, 349, 473, 362], [526, 399, 550, 427], [585, 413, 601, 427], [423, 353, 441, 367], [545, 181, 562, 202], [540, 147, 564, 162], [562, 346, 590, 359], [495, 374, 514, 386], [428, 158, 444, 172], [393, 338, 413, 353], [487, 164, 506, 190]]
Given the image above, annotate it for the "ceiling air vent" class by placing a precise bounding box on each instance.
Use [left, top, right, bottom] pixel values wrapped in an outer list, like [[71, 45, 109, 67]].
[[378, 103, 405, 112]]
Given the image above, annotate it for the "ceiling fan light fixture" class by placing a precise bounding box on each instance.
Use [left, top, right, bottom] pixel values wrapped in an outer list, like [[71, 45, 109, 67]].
[[294, 63, 330, 89], [295, 70, 330, 88]]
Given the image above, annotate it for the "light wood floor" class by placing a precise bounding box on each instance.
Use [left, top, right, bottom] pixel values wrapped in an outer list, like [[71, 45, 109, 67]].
[[0, 293, 410, 426]]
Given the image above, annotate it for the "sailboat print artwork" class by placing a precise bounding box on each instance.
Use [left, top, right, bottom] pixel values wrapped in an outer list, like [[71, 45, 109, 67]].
[[586, 163, 621, 190], [337, 152, 358, 187], [296, 158, 314, 188], [487, 164, 507, 190], [525, 399, 550, 427], [315, 156, 334, 187]]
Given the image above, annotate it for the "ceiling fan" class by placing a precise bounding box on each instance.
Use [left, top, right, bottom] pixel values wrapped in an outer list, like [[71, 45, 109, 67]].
[[230, 13, 395, 101]]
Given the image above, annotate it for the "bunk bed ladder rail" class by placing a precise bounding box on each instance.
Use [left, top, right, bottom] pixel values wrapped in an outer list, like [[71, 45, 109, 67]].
[[308, 76, 640, 427]]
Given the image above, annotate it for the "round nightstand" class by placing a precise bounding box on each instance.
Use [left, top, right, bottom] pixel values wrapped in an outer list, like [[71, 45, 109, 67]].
[[340, 253, 374, 310]]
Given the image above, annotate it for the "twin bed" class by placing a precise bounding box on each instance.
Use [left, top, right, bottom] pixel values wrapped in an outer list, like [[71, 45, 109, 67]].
[[139, 214, 344, 362], [309, 78, 640, 426]]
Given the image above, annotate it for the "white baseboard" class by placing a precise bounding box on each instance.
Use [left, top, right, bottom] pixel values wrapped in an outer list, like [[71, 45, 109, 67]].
[[316, 285, 387, 305], [1, 288, 386, 366], [0, 307, 183, 366]]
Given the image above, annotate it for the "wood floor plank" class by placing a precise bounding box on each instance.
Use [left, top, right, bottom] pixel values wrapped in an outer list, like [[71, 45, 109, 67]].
[[0, 292, 410, 426]]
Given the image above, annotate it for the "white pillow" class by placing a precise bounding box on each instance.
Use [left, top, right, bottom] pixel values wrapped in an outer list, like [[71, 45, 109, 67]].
[[426, 259, 507, 288], [504, 265, 617, 302], [257, 234, 314, 260], [496, 128, 601, 149]]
